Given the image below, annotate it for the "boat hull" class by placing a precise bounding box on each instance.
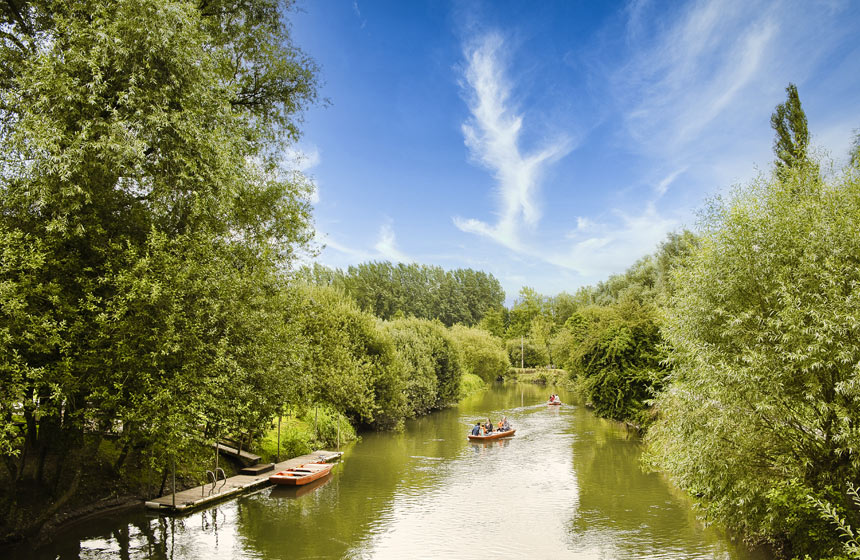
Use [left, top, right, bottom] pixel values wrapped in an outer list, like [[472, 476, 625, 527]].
[[467, 428, 516, 441], [547, 401, 561, 406], [269, 463, 334, 486]]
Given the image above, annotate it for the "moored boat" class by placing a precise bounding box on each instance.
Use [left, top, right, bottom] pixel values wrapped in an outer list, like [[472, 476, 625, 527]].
[[269, 462, 334, 486], [467, 428, 516, 441]]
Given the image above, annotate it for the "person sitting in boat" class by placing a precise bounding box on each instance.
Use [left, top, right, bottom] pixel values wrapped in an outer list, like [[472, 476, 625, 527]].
[[471, 422, 481, 436], [499, 416, 510, 431], [484, 419, 494, 433]]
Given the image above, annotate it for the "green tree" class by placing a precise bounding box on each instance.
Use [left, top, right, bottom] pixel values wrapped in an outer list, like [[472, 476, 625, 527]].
[[294, 284, 405, 429], [507, 287, 545, 338], [850, 129, 860, 168], [771, 83, 811, 176], [384, 317, 463, 416], [449, 325, 509, 383], [0, 0, 318, 532], [568, 301, 664, 423], [646, 161, 860, 556]]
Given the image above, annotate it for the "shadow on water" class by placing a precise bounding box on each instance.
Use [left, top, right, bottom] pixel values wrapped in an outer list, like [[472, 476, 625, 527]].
[[13, 382, 772, 559]]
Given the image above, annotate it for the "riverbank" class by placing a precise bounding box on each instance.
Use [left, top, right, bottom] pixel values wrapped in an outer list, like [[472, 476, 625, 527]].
[[10, 382, 771, 560], [504, 367, 571, 387]]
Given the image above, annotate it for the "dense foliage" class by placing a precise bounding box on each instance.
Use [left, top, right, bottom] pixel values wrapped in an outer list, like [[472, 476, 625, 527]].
[[300, 261, 505, 326], [645, 161, 860, 556], [449, 325, 509, 383], [568, 301, 665, 424], [384, 317, 462, 417], [0, 0, 319, 535]]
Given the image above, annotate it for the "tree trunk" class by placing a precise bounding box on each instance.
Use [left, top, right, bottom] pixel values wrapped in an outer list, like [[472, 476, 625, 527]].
[[158, 466, 169, 497]]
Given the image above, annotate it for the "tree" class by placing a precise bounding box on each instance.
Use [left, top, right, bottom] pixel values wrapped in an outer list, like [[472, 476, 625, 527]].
[[293, 285, 405, 429], [850, 129, 860, 168], [646, 161, 860, 556], [771, 83, 811, 176], [0, 0, 319, 533], [449, 325, 509, 383], [384, 317, 463, 416]]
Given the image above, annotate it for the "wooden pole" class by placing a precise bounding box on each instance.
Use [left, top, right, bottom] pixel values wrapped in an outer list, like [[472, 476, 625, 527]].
[[171, 456, 176, 509], [520, 335, 524, 369], [276, 415, 282, 463]]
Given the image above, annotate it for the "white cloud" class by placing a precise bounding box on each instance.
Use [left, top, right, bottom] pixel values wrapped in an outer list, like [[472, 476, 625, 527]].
[[655, 166, 687, 196], [352, 1, 367, 29], [616, 0, 778, 156], [550, 204, 679, 278], [316, 221, 412, 266], [285, 144, 321, 203], [455, 32, 572, 250], [374, 223, 412, 263]]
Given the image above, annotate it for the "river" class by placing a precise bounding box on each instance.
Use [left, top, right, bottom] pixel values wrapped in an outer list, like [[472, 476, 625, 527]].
[[23, 383, 771, 559]]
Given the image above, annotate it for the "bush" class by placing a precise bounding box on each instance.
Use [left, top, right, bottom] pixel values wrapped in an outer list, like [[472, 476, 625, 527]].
[[384, 317, 463, 415], [505, 338, 548, 368], [449, 325, 509, 382], [293, 284, 406, 429]]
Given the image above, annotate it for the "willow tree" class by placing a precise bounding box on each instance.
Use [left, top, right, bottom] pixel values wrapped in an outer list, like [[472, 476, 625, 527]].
[[0, 0, 318, 529], [646, 161, 860, 556]]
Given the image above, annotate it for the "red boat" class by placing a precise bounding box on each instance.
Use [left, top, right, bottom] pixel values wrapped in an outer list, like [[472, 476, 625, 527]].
[[269, 462, 334, 486], [467, 428, 516, 441], [548, 400, 561, 406]]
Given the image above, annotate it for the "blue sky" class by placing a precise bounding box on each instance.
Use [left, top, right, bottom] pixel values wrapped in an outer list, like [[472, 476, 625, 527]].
[[288, 0, 860, 303]]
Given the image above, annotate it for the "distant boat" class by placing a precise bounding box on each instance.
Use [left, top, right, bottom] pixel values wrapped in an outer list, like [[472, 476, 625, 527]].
[[467, 428, 516, 441], [269, 462, 334, 486], [548, 399, 562, 406]]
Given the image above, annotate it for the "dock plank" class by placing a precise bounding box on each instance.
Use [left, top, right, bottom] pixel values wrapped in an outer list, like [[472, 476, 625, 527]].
[[146, 450, 343, 513]]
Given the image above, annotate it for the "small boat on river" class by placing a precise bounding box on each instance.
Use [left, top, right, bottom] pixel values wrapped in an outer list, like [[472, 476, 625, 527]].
[[467, 428, 516, 441], [547, 400, 561, 406], [269, 462, 334, 486]]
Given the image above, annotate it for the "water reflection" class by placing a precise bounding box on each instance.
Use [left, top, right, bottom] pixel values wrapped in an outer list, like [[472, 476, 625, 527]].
[[14, 383, 771, 559]]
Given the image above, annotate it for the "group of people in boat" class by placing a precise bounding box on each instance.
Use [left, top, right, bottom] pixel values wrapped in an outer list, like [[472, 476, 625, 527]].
[[548, 393, 561, 404], [471, 416, 511, 436]]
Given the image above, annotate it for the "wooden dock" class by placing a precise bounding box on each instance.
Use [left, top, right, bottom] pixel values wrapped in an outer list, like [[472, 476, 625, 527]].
[[212, 442, 262, 465], [145, 450, 343, 514]]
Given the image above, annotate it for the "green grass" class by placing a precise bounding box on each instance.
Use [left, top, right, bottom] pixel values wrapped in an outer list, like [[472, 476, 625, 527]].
[[255, 405, 357, 462], [505, 367, 572, 387]]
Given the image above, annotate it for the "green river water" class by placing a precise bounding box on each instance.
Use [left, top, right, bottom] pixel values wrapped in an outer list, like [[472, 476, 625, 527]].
[[22, 383, 772, 559]]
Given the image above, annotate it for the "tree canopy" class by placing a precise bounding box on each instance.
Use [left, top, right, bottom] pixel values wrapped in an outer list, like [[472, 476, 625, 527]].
[[0, 0, 319, 528]]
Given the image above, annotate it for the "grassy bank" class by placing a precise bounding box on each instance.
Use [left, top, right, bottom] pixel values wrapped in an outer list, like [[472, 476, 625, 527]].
[[504, 367, 571, 387], [255, 406, 357, 461]]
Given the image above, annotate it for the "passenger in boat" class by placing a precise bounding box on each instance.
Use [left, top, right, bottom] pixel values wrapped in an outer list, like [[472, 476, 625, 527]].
[[486, 418, 494, 433], [471, 422, 481, 436]]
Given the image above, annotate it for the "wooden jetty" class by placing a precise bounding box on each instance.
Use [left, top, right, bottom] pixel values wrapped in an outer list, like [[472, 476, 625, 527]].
[[145, 450, 343, 514], [212, 441, 262, 466]]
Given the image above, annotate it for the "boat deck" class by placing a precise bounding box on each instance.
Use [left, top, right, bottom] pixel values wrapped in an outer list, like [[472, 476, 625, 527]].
[[145, 450, 343, 514]]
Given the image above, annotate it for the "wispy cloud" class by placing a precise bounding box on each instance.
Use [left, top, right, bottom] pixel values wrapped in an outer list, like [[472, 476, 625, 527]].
[[454, 32, 572, 251], [318, 221, 412, 265], [655, 167, 687, 197], [551, 204, 679, 278], [616, 0, 777, 156], [352, 1, 367, 29], [374, 223, 412, 263]]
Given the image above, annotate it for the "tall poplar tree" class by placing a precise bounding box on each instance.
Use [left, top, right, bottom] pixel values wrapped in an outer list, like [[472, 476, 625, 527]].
[[770, 83, 811, 176]]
